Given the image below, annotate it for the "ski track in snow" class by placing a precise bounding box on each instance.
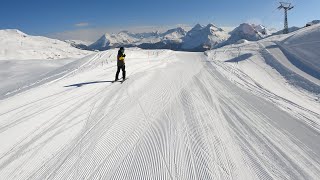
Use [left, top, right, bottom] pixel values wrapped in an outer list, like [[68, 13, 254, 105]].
[[0, 49, 320, 179]]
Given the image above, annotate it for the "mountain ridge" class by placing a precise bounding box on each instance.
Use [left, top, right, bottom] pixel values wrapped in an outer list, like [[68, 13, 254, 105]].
[[87, 23, 229, 51], [87, 23, 276, 51]]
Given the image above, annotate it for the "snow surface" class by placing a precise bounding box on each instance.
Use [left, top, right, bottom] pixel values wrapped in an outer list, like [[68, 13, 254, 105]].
[[0, 58, 74, 98], [0, 25, 320, 179], [272, 26, 301, 36], [0, 29, 91, 60]]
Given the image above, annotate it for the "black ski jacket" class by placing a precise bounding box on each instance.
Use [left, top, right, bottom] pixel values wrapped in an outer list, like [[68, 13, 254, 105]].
[[117, 50, 126, 67]]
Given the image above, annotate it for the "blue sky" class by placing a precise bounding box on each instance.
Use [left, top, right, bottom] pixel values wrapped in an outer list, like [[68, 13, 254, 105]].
[[0, 0, 319, 40]]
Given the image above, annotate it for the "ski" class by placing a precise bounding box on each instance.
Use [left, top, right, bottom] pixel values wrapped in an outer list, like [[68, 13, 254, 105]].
[[112, 78, 128, 84], [121, 78, 128, 84]]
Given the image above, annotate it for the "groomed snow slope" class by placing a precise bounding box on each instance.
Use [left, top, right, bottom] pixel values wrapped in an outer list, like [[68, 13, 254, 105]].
[[0, 47, 319, 179], [0, 29, 91, 60]]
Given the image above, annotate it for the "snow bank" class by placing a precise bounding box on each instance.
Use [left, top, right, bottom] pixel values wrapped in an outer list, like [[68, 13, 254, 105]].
[[279, 24, 320, 79], [0, 59, 74, 98], [205, 24, 320, 127], [306, 20, 320, 26]]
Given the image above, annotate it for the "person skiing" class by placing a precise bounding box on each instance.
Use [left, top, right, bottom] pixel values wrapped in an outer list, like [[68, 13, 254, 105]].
[[115, 47, 126, 81]]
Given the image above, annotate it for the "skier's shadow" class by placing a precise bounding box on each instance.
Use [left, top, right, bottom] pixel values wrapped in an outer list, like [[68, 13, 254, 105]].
[[225, 53, 252, 63], [64, 81, 114, 88]]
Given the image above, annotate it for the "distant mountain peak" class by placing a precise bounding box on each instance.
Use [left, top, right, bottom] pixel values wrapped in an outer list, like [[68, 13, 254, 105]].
[[163, 27, 187, 36], [190, 24, 204, 31], [214, 23, 269, 48], [103, 32, 111, 38], [205, 23, 224, 33], [206, 23, 218, 28]]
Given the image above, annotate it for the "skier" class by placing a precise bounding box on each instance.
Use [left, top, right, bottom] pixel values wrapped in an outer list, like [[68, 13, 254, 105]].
[[115, 47, 126, 81]]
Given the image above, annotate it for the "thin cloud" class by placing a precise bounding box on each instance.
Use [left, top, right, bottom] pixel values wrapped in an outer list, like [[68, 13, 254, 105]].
[[75, 22, 89, 27], [48, 25, 180, 41], [246, 18, 263, 25], [48, 24, 233, 42], [48, 28, 107, 42]]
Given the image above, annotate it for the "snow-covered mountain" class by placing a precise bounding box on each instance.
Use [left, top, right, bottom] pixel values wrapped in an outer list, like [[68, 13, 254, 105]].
[[87, 28, 189, 51], [217, 23, 270, 47], [162, 27, 187, 42], [137, 27, 188, 50], [88, 23, 286, 51], [88, 24, 228, 51], [88, 31, 162, 51], [69, 21, 320, 52], [0, 29, 91, 60], [181, 23, 229, 51]]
